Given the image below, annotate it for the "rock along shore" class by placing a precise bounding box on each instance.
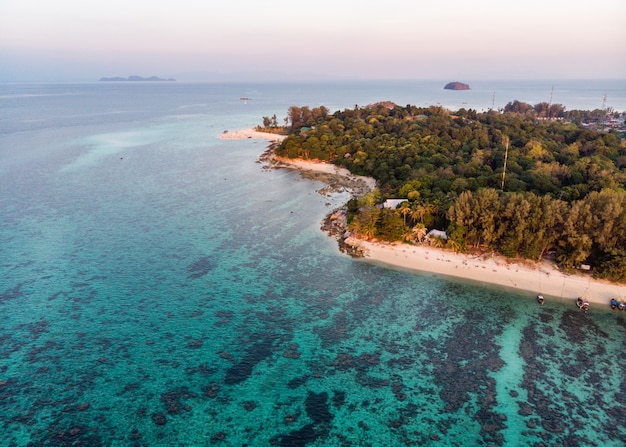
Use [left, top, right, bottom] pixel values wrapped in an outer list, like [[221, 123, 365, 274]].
[[258, 147, 374, 257]]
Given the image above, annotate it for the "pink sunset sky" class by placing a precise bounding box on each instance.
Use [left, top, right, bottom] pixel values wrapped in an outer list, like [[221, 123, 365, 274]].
[[1, 0, 625, 82]]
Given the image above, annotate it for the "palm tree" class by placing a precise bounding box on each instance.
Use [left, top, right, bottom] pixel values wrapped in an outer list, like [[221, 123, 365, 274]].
[[410, 204, 425, 224], [402, 230, 417, 244], [399, 201, 411, 226], [410, 202, 437, 225], [411, 223, 427, 243], [362, 221, 377, 240], [429, 235, 447, 248], [356, 206, 380, 240], [446, 239, 463, 253], [422, 202, 437, 223]]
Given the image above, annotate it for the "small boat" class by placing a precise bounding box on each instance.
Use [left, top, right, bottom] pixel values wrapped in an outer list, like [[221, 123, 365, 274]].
[[611, 298, 618, 310], [619, 301, 626, 311], [537, 295, 545, 305], [576, 297, 589, 312]]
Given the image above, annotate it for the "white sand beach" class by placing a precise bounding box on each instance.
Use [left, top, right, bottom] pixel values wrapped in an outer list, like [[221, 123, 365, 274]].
[[348, 238, 624, 306], [219, 128, 287, 142], [272, 156, 378, 193], [230, 128, 624, 307]]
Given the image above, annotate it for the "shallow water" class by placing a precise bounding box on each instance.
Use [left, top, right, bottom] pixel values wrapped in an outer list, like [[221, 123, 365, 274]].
[[1, 82, 625, 446]]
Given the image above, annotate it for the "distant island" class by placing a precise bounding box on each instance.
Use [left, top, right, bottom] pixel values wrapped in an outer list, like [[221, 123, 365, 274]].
[[444, 81, 470, 90], [99, 76, 176, 82]]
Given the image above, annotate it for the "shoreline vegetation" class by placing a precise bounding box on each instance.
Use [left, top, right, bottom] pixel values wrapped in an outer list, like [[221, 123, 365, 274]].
[[270, 103, 626, 284], [219, 129, 625, 306]]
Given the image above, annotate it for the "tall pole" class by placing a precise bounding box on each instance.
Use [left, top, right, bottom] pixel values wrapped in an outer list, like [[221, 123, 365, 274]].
[[598, 94, 608, 130], [548, 86, 554, 118], [548, 86, 553, 107], [501, 136, 509, 191]]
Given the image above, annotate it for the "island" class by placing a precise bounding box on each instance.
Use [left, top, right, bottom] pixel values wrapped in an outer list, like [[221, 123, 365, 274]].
[[220, 134, 623, 307], [444, 81, 470, 90], [229, 101, 626, 305], [99, 76, 176, 82]]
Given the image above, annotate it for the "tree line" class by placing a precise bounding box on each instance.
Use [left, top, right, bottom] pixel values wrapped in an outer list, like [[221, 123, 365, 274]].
[[270, 102, 626, 281]]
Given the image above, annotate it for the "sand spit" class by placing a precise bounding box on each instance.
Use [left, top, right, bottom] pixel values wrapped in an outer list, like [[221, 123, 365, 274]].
[[219, 128, 287, 142]]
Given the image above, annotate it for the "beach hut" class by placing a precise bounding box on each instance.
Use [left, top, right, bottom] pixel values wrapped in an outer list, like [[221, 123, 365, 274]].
[[426, 229, 447, 240], [382, 199, 407, 209], [425, 230, 448, 247]]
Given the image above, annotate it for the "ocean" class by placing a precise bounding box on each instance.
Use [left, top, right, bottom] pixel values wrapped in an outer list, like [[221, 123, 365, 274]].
[[1, 80, 625, 446]]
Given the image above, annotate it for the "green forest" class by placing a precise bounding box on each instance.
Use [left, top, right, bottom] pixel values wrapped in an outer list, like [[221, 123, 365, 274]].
[[265, 102, 626, 282]]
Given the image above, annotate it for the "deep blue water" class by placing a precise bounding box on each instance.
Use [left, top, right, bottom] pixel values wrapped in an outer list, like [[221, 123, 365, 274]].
[[1, 81, 625, 447]]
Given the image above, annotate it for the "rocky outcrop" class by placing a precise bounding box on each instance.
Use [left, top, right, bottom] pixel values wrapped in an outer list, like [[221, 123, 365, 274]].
[[444, 81, 470, 90], [365, 101, 397, 109], [259, 147, 371, 257], [321, 209, 365, 257]]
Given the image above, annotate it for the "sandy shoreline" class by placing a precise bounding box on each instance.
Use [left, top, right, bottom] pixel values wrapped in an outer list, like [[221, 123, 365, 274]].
[[270, 156, 378, 196], [219, 128, 287, 142], [349, 239, 624, 306], [228, 128, 625, 308]]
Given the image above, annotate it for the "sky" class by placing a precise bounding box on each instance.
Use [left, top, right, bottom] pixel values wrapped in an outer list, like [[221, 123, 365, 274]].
[[1, 0, 625, 82]]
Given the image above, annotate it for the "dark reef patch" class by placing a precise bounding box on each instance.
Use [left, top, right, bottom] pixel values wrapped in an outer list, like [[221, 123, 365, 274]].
[[187, 256, 217, 279], [419, 308, 507, 444], [280, 391, 333, 446], [224, 336, 275, 385], [24, 417, 105, 447], [214, 310, 234, 327], [152, 412, 167, 425], [431, 319, 504, 412], [332, 390, 346, 408], [204, 383, 220, 398], [0, 283, 26, 302], [287, 375, 310, 389], [279, 423, 316, 447], [305, 391, 332, 425], [517, 317, 622, 446], [559, 310, 609, 342], [160, 387, 196, 415], [314, 311, 350, 348]]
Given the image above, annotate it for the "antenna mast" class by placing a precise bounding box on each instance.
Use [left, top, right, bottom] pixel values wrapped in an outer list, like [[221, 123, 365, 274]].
[[501, 136, 509, 191], [548, 86, 553, 107]]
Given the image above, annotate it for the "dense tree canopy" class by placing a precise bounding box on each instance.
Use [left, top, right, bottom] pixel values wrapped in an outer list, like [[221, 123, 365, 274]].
[[272, 102, 626, 281]]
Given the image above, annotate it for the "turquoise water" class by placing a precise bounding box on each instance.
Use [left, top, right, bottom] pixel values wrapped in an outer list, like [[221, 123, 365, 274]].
[[1, 82, 625, 446]]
